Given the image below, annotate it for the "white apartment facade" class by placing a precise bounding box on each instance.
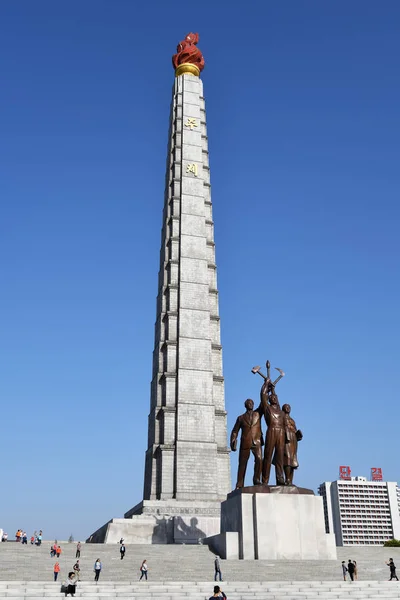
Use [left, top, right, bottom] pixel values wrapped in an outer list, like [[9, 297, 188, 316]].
[[319, 477, 400, 546]]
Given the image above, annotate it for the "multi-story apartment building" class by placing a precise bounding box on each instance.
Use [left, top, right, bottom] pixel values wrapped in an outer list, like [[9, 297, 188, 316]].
[[319, 476, 400, 546]]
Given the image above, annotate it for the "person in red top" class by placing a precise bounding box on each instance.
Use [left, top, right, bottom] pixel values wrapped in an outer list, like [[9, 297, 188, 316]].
[[53, 562, 61, 582], [56, 546, 62, 558]]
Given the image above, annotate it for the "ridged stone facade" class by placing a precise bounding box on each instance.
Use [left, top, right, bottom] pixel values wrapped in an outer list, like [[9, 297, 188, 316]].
[[143, 72, 231, 502], [87, 71, 231, 544]]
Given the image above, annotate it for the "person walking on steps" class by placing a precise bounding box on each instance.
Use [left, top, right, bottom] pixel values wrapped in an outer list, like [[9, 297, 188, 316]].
[[209, 585, 227, 600], [64, 572, 77, 597], [120, 543, 126, 560], [139, 559, 148, 581], [341, 561, 347, 581], [347, 560, 355, 582], [73, 560, 80, 581], [214, 556, 223, 582], [387, 558, 399, 581], [75, 542, 81, 558], [53, 562, 60, 582], [94, 558, 102, 582]]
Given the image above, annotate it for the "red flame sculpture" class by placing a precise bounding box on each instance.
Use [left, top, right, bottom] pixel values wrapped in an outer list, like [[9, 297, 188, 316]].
[[172, 33, 205, 73]]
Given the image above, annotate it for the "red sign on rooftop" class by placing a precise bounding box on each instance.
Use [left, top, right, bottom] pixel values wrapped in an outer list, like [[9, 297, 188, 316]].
[[339, 465, 351, 480], [371, 467, 383, 481]]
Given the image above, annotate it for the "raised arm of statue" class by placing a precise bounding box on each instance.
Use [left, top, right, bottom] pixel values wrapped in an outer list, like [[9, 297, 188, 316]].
[[230, 417, 241, 452], [260, 378, 272, 409]]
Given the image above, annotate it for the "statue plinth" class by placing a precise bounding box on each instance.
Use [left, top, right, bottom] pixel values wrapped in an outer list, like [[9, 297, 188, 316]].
[[205, 488, 336, 560], [227, 484, 314, 498]]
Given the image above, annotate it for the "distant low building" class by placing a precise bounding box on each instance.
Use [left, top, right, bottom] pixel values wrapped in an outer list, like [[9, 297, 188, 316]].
[[319, 476, 400, 546]]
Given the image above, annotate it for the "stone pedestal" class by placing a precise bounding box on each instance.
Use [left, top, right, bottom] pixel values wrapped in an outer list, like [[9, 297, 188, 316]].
[[206, 486, 337, 560], [87, 499, 221, 544]]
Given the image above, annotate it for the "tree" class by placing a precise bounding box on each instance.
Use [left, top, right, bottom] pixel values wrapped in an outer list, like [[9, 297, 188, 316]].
[[384, 539, 400, 547]]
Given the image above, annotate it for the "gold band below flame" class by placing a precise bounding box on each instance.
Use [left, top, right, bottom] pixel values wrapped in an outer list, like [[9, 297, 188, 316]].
[[175, 63, 200, 77]]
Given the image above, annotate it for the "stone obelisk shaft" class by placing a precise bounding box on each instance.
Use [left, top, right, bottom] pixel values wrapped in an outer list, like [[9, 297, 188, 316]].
[[143, 73, 231, 502]]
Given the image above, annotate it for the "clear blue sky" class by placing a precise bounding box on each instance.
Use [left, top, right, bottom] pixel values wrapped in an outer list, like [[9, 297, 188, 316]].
[[1, 1, 399, 540]]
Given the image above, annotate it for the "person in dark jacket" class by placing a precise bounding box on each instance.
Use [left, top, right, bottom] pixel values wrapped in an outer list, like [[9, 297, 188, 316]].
[[347, 560, 355, 582], [209, 586, 227, 600], [120, 543, 126, 560], [387, 558, 399, 581]]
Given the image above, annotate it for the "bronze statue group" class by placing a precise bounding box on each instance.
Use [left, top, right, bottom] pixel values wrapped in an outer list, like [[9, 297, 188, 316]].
[[231, 361, 302, 489]]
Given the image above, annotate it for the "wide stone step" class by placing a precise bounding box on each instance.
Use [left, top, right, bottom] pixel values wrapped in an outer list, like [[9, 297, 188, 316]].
[[0, 581, 400, 599]]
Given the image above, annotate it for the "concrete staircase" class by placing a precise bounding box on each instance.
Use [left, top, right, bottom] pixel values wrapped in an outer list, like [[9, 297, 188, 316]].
[[0, 581, 400, 599], [0, 542, 399, 598]]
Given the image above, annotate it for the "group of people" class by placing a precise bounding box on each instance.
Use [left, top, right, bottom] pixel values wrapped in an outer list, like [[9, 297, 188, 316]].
[[14, 529, 42, 545], [52, 542, 84, 583], [57, 546, 103, 597], [2, 530, 42, 544], [50, 539, 150, 588], [118, 538, 147, 579], [60, 555, 221, 597], [341, 560, 358, 581], [50, 542, 62, 558], [62, 560, 102, 597], [342, 558, 399, 582], [15, 530, 27, 543], [6, 534, 400, 595]]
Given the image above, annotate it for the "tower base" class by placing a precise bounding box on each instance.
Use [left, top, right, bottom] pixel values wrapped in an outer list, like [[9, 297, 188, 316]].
[[86, 500, 222, 544]]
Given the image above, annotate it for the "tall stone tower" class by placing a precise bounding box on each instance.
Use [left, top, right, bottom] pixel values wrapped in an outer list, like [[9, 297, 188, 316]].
[[88, 34, 230, 544], [143, 33, 231, 503]]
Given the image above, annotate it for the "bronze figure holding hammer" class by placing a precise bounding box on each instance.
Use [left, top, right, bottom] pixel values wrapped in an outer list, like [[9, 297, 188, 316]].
[[252, 361, 286, 486]]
